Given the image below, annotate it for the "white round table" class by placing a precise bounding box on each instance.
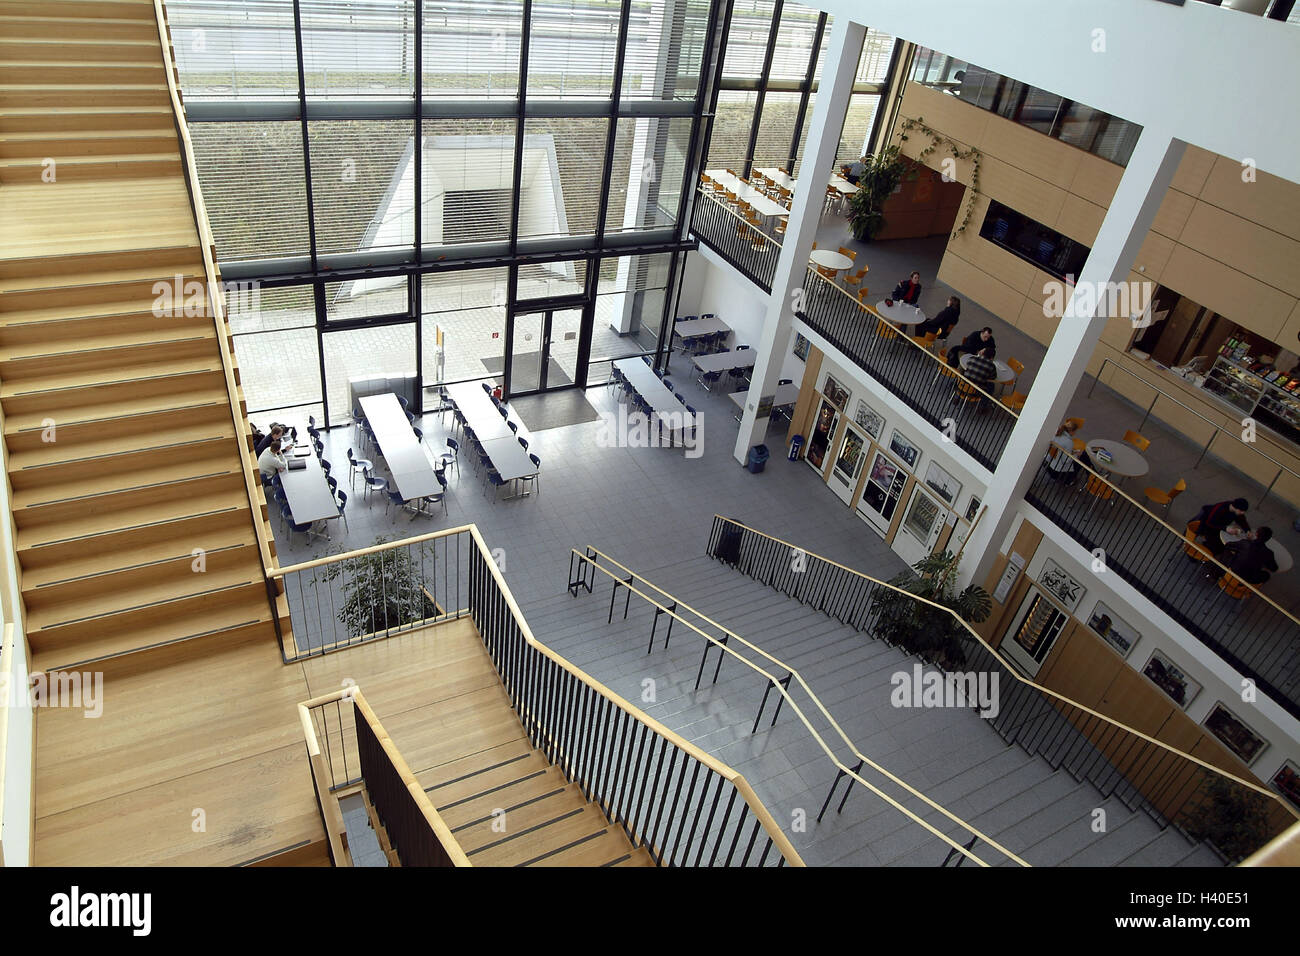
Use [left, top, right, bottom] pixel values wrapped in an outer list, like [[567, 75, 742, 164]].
[[959, 353, 1016, 385], [1220, 529, 1293, 572], [875, 300, 924, 326], [809, 249, 853, 272], [1086, 439, 1149, 478]]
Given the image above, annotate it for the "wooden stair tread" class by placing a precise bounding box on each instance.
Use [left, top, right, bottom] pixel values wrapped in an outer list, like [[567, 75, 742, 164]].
[[453, 785, 592, 853], [469, 803, 612, 867], [0, 105, 171, 116], [421, 748, 551, 807], [0, 354, 222, 398], [0, 296, 199, 327], [22, 524, 254, 590], [16, 484, 248, 550], [528, 826, 648, 867], [0, 150, 180, 164], [5, 383, 228, 433], [0, 128, 174, 141], [435, 765, 572, 830], [0, 59, 163, 68], [8, 418, 233, 471], [0, 325, 213, 362], [0, 263, 202, 293], [11, 448, 241, 510]]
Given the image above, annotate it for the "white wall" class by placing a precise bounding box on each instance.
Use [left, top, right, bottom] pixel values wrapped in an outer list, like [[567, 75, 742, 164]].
[[0, 625, 32, 867]]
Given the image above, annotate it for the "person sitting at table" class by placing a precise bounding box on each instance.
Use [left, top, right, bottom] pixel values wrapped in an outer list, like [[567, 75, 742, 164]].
[[846, 155, 868, 185], [961, 347, 997, 395], [258, 439, 288, 479], [1223, 527, 1277, 585], [947, 327, 996, 368], [255, 424, 288, 458], [910, 296, 960, 339], [891, 271, 922, 306], [1192, 497, 1251, 557], [1044, 422, 1081, 482]]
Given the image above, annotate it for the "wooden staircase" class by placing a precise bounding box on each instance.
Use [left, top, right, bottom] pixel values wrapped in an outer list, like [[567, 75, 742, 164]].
[[0, 0, 284, 672]]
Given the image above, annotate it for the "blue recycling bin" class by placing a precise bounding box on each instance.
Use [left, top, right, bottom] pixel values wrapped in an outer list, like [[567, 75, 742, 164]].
[[746, 443, 770, 474], [788, 435, 804, 461]]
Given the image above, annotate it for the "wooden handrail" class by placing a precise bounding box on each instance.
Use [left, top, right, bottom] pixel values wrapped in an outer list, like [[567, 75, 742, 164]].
[[713, 514, 1300, 819], [573, 547, 1024, 867], [696, 187, 785, 248], [151, 0, 281, 586], [465, 527, 806, 866]]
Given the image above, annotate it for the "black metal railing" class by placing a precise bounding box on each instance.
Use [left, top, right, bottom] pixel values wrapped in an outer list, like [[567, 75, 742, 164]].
[[688, 188, 781, 293], [1026, 458, 1300, 720], [706, 515, 1299, 863], [467, 531, 801, 866], [354, 700, 463, 867], [795, 268, 1018, 470], [273, 528, 471, 661]]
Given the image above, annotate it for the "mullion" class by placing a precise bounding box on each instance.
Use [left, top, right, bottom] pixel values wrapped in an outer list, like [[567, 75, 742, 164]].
[[786, 12, 828, 172], [740, 0, 784, 179]]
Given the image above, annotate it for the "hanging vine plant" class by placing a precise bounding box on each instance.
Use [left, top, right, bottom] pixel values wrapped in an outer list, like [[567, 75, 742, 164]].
[[897, 116, 982, 239]]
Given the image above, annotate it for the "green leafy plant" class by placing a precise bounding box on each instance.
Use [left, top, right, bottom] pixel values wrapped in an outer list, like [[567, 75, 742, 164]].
[[1184, 776, 1274, 864], [868, 549, 991, 671], [846, 144, 912, 242], [896, 116, 983, 237], [317, 535, 438, 638]]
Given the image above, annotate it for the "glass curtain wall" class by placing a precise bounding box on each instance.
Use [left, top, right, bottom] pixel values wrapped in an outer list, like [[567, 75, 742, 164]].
[[168, 0, 717, 421]]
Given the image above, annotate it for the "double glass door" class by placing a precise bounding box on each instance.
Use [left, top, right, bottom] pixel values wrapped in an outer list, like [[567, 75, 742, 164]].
[[509, 307, 583, 394]]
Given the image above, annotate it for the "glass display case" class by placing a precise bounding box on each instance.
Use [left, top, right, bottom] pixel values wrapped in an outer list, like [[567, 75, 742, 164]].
[[1201, 355, 1300, 444], [1202, 356, 1264, 415]]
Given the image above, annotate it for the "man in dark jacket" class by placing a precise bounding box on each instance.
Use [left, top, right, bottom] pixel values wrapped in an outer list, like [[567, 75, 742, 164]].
[[961, 347, 997, 395], [1195, 497, 1250, 557], [947, 327, 996, 368], [911, 296, 960, 339], [254, 425, 286, 458], [891, 271, 922, 306], [1224, 527, 1277, 585]]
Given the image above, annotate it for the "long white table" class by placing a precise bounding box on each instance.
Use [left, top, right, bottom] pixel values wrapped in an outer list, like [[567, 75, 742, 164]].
[[445, 382, 528, 443], [705, 170, 791, 219], [694, 349, 757, 373], [754, 166, 860, 197], [614, 358, 697, 433], [481, 436, 538, 483], [359, 393, 443, 501], [281, 455, 339, 525], [673, 316, 730, 340], [728, 383, 800, 410]]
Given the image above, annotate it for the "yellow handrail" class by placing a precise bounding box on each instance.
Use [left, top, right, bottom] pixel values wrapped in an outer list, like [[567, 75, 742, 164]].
[[151, 0, 281, 586], [713, 514, 1299, 821], [696, 187, 785, 248], [571, 547, 1024, 866]]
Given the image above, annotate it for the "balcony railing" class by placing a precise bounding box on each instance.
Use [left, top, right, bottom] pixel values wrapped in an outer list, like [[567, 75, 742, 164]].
[[796, 268, 1018, 470], [1026, 453, 1300, 720], [688, 187, 782, 293], [708, 515, 1300, 863]]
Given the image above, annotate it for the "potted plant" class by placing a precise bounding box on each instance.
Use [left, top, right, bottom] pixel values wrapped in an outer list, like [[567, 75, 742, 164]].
[[846, 144, 911, 243], [1184, 776, 1274, 864], [316, 535, 439, 638], [868, 549, 991, 671]]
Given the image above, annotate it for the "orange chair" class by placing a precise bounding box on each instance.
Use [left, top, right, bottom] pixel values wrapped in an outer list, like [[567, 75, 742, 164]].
[[875, 318, 900, 344], [1218, 573, 1249, 600], [1143, 478, 1186, 515], [1007, 357, 1025, 391], [1086, 474, 1115, 502], [857, 287, 870, 304], [954, 379, 981, 406], [1000, 390, 1028, 412], [1123, 429, 1151, 452], [911, 331, 938, 351], [1183, 520, 1211, 562], [837, 246, 858, 261]]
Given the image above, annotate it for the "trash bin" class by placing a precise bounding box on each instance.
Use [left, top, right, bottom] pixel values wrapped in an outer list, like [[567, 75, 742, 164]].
[[788, 435, 804, 461], [746, 443, 770, 474]]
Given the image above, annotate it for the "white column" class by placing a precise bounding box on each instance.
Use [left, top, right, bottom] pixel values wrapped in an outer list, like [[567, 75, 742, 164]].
[[731, 16, 866, 463], [961, 131, 1187, 587]]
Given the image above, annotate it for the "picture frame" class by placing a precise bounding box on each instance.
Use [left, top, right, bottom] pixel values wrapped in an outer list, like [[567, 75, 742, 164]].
[[822, 374, 849, 411], [793, 333, 810, 361], [1141, 648, 1201, 708], [1203, 701, 1268, 766], [1037, 558, 1085, 613], [1086, 600, 1139, 660], [964, 496, 982, 524], [854, 399, 885, 440], [888, 429, 920, 470], [923, 460, 961, 506], [1271, 760, 1300, 812]]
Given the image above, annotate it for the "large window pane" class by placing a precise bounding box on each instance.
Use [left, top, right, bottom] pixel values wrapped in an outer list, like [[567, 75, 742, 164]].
[[518, 118, 609, 238], [323, 324, 417, 425], [769, 2, 820, 82], [622, 0, 712, 101], [308, 120, 415, 255], [722, 0, 776, 78], [422, 0, 522, 97], [421, 118, 516, 247], [592, 252, 671, 372], [421, 268, 508, 385], [324, 277, 408, 322], [856, 29, 895, 84], [836, 92, 879, 166], [517, 259, 588, 300], [227, 284, 316, 335], [753, 91, 801, 170], [526, 0, 618, 99], [233, 326, 322, 417], [605, 116, 692, 234], [192, 121, 309, 261], [706, 89, 759, 172], [300, 0, 415, 98], [169, 0, 299, 100]]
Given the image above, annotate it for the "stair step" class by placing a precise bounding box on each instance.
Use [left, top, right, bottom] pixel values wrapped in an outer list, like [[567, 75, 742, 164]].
[[0, 350, 221, 402], [0, 84, 171, 108], [421, 748, 550, 807], [1, 333, 214, 388], [436, 765, 572, 831], [466, 802, 611, 866], [0, 36, 160, 62], [5, 381, 226, 436], [0, 150, 181, 181], [0, 1, 158, 21], [520, 825, 646, 867], [0, 267, 204, 312], [0, 62, 166, 86], [6, 412, 232, 474], [0, 129, 178, 159], [0, 244, 198, 282], [0, 364, 223, 417], [0, 104, 172, 131]]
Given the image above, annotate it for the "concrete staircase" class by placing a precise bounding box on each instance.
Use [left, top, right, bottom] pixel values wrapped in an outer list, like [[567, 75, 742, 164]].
[[519, 552, 1222, 867]]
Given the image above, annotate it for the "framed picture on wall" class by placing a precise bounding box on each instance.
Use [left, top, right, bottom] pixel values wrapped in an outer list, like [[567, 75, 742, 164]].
[[889, 429, 921, 470], [923, 461, 961, 505], [964, 496, 982, 524], [1203, 702, 1268, 766], [793, 333, 810, 361], [1086, 600, 1139, 659], [1271, 760, 1300, 812], [1037, 558, 1086, 613], [854, 399, 884, 439], [822, 374, 849, 411], [1141, 648, 1200, 708]]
